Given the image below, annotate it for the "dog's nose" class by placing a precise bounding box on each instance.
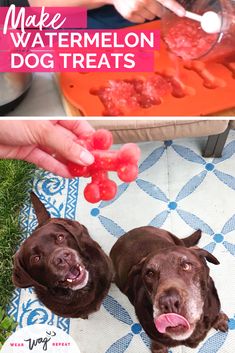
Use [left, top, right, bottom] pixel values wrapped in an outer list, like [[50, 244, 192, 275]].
[[158, 288, 181, 313], [53, 251, 72, 267]]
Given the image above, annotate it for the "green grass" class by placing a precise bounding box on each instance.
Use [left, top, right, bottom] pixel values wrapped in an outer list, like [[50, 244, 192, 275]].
[[0, 159, 35, 309], [0, 306, 18, 349]]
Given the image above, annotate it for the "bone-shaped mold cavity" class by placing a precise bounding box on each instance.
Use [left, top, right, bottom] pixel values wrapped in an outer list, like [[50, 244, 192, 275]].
[[158, 68, 195, 98], [90, 76, 171, 116], [223, 61, 235, 79], [184, 61, 225, 89]]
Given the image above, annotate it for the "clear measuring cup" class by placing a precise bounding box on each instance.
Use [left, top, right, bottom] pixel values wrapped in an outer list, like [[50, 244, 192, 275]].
[[161, 0, 235, 61]]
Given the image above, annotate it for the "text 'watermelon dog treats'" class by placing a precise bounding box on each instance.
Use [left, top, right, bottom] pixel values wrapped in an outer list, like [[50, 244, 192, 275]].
[[67, 129, 141, 203]]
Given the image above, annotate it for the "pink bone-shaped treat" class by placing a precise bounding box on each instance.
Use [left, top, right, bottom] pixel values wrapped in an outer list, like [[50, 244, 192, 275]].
[[67, 129, 141, 203]]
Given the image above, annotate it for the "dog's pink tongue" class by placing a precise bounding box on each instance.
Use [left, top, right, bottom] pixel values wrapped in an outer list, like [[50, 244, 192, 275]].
[[67, 266, 80, 279], [155, 313, 190, 334]]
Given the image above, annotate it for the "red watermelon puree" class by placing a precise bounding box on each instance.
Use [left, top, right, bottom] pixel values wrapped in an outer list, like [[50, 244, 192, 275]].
[[164, 18, 218, 60], [91, 76, 171, 116], [155, 313, 190, 334], [92, 80, 139, 116]]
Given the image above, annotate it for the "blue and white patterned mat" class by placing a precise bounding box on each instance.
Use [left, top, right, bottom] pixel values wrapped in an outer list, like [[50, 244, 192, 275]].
[[9, 131, 235, 353]]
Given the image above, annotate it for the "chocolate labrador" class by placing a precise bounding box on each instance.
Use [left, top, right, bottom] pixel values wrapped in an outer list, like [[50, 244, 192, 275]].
[[13, 192, 113, 318], [110, 226, 228, 353]]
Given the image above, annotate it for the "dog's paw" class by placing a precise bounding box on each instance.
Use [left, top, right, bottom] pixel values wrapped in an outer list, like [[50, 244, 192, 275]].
[[213, 312, 229, 332]]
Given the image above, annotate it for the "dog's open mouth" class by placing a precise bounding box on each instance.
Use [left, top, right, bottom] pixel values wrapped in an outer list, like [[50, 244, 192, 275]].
[[59, 264, 89, 289], [154, 313, 190, 334]]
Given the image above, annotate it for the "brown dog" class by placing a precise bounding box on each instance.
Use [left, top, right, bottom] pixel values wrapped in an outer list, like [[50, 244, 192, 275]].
[[13, 192, 113, 318], [110, 226, 228, 353]]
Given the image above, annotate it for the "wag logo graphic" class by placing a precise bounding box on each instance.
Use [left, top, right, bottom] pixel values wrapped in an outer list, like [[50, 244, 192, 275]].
[[1, 324, 80, 353]]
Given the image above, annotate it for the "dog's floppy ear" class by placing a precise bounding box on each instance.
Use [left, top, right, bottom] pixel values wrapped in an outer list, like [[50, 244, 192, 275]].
[[192, 248, 220, 265], [128, 257, 147, 278], [51, 219, 94, 251], [123, 257, 147, 292], [12, 251, 47, 291], [31, 192, 50, 226]]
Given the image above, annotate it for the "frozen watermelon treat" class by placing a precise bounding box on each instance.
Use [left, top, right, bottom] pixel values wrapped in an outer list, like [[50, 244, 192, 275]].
[[68, 129, 141, 203]]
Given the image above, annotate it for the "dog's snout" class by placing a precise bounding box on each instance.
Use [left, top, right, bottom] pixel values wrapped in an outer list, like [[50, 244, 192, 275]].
[[159, 288, 181, 313], [53, 250, 72, 267]]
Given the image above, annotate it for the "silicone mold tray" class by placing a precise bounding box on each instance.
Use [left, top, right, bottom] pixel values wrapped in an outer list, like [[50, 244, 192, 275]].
[[60, 21, 235, 116]]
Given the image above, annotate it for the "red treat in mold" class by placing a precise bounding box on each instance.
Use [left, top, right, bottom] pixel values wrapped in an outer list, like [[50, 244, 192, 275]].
[[95, 80, 139, 116], [139, 76, 171, 107], [67, 129, 141, 203], [164, 18, 218, 60], [93, 76, 172, 116], [159, 68, 195, 98]]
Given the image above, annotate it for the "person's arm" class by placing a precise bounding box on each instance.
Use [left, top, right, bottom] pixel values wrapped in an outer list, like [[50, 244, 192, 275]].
[[29, 0, 185, 23], [28, 0, 108, 10], [1, 0, 185, 21]]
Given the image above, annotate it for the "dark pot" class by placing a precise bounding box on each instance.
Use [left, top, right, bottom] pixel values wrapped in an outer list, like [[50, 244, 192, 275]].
[[0, 73, 33, 115]]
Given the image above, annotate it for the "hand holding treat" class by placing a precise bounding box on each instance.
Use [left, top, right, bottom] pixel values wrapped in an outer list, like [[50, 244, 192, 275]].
[[0, 120, 95, 178], [67, 129, 141, 203]]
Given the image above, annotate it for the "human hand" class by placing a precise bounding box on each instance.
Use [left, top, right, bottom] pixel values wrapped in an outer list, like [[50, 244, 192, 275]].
[[110, 0, 185, 23], [0, 120, 95, 178]]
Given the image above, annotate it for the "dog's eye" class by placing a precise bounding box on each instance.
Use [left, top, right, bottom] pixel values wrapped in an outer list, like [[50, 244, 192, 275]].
[[57, 234, 64, 242], [181, 261, 192, 271], [145, 269, 155, 278], [32, 255, 40, 264]]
